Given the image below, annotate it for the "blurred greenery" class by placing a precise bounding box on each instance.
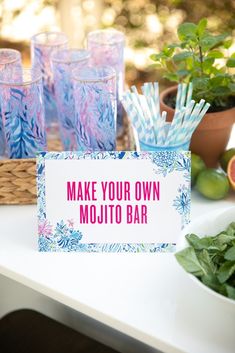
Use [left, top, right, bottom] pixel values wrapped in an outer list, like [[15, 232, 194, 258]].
[[0, 0, 235, 87]]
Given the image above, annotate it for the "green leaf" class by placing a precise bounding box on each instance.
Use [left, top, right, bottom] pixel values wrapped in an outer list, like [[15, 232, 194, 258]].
[[211, 86, 231, 96], [217, 261, 235, 283], [225, 246, 235, 261], [186, 233, 213, 250], [229, 83, 235, 93], [173, 51, 193, 62], [209, 74, 230, 87], [201, 34, 228, 51], [175, 247, 205, 276], [177, 22, 197, 41], [207, 50, 224, 59], [225, 284, 235, 299], [198, 249, 217, 274], [148, 63, 162, 69], [192, 77, 209, 91], [163, 72, 179, 82], [224, 39, 233, 49], [150, 53, 164, 62], [214, 232, 235, 247], [203, 57, 215, 71], [163, 46, 175, 57], [227, 58, 235, 67], [168, 43, 181, 49], [197, 18, 207, 37], [226, 222, 235, 236], [231, 53, 235, 58], [201, 273, 223, 292], [177, 69, 190, 77], [165, 60, 176, 72]]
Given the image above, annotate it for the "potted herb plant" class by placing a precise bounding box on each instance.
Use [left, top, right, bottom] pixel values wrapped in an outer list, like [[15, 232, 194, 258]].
[[151, 18, 235, 167]]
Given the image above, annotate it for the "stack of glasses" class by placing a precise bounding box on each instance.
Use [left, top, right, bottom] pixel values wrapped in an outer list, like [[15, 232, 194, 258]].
[[0, 29, 125, 159]]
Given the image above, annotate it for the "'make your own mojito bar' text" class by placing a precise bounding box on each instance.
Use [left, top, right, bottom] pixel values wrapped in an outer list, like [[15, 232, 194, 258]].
[[66, 181, 161, 224]]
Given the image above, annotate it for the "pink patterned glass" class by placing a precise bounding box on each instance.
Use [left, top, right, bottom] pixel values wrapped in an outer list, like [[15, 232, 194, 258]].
[[72, 66, 116, 151], [87, 30, 125, 134], [51, 49, 90, 150], [31, 32, 68, 132], [0, 49, 22, 157], [0, 67, 46, 158]]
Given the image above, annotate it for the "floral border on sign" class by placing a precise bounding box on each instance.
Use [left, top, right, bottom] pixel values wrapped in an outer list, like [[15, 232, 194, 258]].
[[37, 151, 190, 252]]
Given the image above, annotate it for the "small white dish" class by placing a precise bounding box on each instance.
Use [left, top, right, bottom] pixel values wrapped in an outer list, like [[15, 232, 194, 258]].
[[177, 206, 235, 307]]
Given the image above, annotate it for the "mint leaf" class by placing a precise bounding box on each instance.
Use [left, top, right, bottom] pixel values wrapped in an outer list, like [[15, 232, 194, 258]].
[[198, 249, 217, 274], [186, 233, 213, 250], [177, 22, 197, 41], [225, 246, 235, 261], [207, 50, 224, 59], [225, 284, 235, 300], [201, 273, 222, 292], [226, 222, 235, 236], [173, 51, 193, 62], [175, 247, 205, 276], [197, 18, 207, 37], [217, 261, 235, 283]]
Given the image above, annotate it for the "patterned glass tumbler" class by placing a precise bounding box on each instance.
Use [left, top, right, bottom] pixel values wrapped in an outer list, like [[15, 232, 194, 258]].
[[31, 32, 68, 133], [0, 67, 46, 159], [72, 66, 116, 151], [51, 49, 90, 150], [87, 29, 125, 135], [0, 49, 22, 157]]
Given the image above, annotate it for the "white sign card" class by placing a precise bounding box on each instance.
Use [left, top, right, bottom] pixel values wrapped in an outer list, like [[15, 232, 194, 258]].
[[37, 151, 190, 252]]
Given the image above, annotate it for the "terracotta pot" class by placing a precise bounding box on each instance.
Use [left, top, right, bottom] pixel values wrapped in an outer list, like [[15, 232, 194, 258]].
[[160, 86, 235, 167]]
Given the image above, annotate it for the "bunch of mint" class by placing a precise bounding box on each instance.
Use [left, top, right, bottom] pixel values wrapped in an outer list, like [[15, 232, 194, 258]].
[[176, 222, 235, 300]]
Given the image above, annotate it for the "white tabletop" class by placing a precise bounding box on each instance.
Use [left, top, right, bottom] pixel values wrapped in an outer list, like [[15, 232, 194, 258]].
[[0, 191, 235, 353]]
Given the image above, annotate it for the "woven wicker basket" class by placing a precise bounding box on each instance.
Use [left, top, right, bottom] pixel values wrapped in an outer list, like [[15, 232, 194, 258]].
[[0, 117, 135, 205]]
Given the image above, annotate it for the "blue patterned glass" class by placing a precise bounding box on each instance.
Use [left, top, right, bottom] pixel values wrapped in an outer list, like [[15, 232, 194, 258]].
[[51, 49, 90, 150], [31, 32, 68, 134], [0, 49, 22, 157], [87, 30, 125, 135], [0, 67, 46, 158], [72, 66, 116, 151]]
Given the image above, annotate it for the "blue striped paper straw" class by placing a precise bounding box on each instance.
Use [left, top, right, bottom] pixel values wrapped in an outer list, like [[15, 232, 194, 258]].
[[126, 90, 146, 127], [144, 82, 161, 139], [166, 107, 186, 145], [157, 111, 167, 145], [131, 85, 146, 123], [175, 84, 182, 112], [174, 100, 195, 143], [186, 102, 210, 140], [139, 94, 156, 144], [186, 82, 193, 107], [180, 83, 187, 108], [153, 82, 160, 118], [141, 84, 158, 140], [177, 99, 205, 142], [121, 95, 146, 142], [130, 91, 155, 143]]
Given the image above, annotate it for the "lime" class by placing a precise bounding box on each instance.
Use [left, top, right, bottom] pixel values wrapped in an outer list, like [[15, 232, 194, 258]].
[[219, 148, 235, 172], [196, 169, 229, 200], [191, 153, 206, 187]]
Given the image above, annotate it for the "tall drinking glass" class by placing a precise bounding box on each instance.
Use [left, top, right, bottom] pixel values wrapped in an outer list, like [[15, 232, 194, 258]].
[[0, 67, 46, 158], [51, 49, 90, 150], [87, 29, 125, 135], [72, 66, 116, 151], [0, 49, 22, 157], [31, 32, 68, 134]]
